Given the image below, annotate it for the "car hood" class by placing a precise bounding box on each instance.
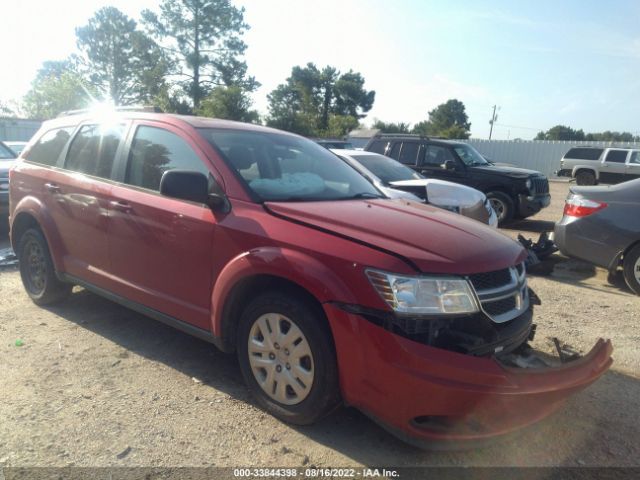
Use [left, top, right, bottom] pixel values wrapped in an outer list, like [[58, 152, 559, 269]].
[[0, 160, 17, 175], [471, 164, 541, 178], [389, 178, 486, 208], [265, 199, 525, 274]]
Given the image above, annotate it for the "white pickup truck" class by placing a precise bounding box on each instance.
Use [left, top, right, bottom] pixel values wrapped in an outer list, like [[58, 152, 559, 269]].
[[557, 146, 640, 185]]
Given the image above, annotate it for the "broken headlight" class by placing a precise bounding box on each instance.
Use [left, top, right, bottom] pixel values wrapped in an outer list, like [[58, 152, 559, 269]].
[[366, 269, 479, 315]]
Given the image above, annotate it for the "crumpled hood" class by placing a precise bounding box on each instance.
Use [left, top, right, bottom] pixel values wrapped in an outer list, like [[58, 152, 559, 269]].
[[389, 178, 486, 208], [266, 199, 525, 274], [472, 164, 541, 178]]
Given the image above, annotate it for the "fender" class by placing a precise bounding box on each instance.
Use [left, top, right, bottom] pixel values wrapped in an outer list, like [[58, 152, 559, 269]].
[[11, 195, 67, 272], [210, 246, 359, 338], [571, 165, 599, 180]]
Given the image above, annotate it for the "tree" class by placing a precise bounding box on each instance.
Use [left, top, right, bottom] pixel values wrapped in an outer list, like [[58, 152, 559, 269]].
[[535, 125, 585, 141], [75, 7, 169, 106], [412, 99, 471, 139], [142, 0, 257, 110], [23, 62, 98, 119], [266, 63, 375, 137], [199, 85, 259, 123], [372, 120, 411, 134], [585, 131, 639, 142]]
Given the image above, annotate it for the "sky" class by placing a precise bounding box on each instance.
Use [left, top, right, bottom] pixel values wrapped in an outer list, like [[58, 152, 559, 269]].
[[1, 0, 639, 139]]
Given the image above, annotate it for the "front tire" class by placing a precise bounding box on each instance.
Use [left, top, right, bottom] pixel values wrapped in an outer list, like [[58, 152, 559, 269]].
[[487, 191, 515, 225], [623, 244, 640, 295], [17, 228, 71, 305], [237, 291, 340, 425]]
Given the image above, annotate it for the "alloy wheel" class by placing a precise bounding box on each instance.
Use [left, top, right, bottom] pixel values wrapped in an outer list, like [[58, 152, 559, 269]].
[[24, 238, 47, 294]]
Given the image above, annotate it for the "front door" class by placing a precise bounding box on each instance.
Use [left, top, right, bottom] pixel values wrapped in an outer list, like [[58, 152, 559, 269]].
[[107, 122, 217, 330], [600, 150, 628, 183], [626, 151, 640, 181]]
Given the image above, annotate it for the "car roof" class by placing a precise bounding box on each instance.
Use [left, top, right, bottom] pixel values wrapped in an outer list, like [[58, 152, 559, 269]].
[[42, 111, 297, 137], [371, 135, 466, 147]]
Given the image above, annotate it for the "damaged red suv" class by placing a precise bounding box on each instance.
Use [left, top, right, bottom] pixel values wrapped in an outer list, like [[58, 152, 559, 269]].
[[9, 110, 612, 446]]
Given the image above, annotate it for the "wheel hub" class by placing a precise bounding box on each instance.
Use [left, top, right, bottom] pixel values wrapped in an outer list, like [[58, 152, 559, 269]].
[[247, 313, 314, 405]]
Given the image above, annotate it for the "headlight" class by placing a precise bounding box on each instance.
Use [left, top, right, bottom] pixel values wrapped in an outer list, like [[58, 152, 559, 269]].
[[525, 179, 532, 190], [366, 269, 479, 315]]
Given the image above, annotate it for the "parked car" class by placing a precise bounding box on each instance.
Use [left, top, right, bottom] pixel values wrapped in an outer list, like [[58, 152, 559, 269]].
[[332, 149, 498, 227], [4, 141, 28, 156], [365, 134, 550, 224], [556, 146, 640, 185], [554, 178, 640, 294], [9, 109, 611, 447], [0, 141, 17, 227], [314, 139, 354, 149]]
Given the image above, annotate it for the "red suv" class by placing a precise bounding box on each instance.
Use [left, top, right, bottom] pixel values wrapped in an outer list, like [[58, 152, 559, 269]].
[[9, 110, 612, 446]]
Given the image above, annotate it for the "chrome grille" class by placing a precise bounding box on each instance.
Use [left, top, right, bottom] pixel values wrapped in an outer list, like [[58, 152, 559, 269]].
[[467, 262, 529, 323]]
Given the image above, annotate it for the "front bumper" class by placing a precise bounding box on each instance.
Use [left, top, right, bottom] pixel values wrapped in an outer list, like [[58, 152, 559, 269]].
[[324, 303, 612, 446], [518, 193, 550, 217]]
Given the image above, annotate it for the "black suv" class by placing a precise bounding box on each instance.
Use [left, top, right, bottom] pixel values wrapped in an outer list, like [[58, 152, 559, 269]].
[[365, 134, 550, 224]]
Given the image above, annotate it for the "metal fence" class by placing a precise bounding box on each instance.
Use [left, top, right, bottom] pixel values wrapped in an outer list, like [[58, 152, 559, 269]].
[[0, 118, 42, 142], [459, 139, 640, 177]]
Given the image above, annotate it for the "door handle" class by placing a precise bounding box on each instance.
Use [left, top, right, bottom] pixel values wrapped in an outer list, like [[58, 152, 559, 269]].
[[110, 200, 132, 213], [44, 182, 61, 193]]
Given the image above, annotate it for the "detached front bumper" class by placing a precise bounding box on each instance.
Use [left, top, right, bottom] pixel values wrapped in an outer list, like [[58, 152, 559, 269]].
[[324, 303, 612, 446], [518, 193, 551, 218]]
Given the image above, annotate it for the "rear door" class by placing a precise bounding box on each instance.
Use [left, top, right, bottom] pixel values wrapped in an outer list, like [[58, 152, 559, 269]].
[[107, 121, 217, 330], [45, 122, 127, 287], [600, 149, 628, 183], [626, 151, 640, 181]]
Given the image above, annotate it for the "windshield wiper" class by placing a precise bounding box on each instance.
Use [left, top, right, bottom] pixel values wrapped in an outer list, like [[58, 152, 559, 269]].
[[338, 192, 384, 200]]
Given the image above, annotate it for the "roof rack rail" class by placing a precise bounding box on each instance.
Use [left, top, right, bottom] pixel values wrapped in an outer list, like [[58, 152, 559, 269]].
[[373, 133, 430, 140], [57, 105, 164, 117]]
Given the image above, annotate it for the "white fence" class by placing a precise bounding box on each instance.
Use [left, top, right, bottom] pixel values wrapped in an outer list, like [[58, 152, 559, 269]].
[[0, 118, 42, 142], [460, 139, 640, 177]]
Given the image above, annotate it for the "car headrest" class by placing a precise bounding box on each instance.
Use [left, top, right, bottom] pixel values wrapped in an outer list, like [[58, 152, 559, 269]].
[[227, 145, 255, 170]]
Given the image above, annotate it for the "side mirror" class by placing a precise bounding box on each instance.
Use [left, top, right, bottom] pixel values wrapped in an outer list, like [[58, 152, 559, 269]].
[[442, 160, 457, 171], [160, 170, 210, 204]]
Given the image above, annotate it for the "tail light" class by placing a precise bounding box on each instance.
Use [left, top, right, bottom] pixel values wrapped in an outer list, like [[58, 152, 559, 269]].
[[563, 196, 607, 217]]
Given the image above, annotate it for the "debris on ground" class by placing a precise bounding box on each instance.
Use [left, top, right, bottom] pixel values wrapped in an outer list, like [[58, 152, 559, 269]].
[[14, 339, 24, 347], [0, 248, 18, 269]]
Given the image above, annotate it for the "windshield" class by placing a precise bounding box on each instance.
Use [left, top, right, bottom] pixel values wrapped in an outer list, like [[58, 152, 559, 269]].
[[453, 144, 489, 166], [350, 153, 422, 183], [198, 128, 382, 201], [0, 142, 17, 160]]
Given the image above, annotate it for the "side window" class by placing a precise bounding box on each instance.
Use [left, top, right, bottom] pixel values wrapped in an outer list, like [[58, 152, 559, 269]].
[[398, 142, 419, 165], [65, 124, 125, 178], [126, 126, 209, 192], [24, 127, 74, 166], [604, 150, 628, 164], [388, 142, 401, 160], [630, 152, 640, 164], [424, 145, 454, 166], [367, 140, 387, 154]]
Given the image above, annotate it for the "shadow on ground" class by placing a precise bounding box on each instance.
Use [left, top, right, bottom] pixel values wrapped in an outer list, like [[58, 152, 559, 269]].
[[42, 288, 640, 466]]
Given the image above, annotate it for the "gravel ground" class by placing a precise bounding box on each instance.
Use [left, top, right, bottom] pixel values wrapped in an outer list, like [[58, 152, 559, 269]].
[[1, 181, 639, 468]]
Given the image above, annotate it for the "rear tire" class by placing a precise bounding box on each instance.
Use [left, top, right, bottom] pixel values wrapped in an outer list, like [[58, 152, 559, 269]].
[[487, 191, 515, 225], [17, 228, 71, 305], [237, 291, 340, 425], [622, 244, 640, 296], [576, 170, 596, 186]]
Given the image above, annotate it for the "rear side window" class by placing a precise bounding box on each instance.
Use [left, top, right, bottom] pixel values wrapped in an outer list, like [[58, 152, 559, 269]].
[[388, 142, 401, 160], [367, 140, 387, 154], [564, 148, 603, 160], [126, 126, 209, 192], [604, 150, 628, 163], [65, 124, 125, 178], [398, 142, 420, 165], [25, 127, 74, 166]]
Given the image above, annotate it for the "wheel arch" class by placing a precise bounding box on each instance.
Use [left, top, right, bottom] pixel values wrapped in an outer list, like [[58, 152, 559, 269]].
[[211, 247, 356, 353], [572, 166, 599, 180]]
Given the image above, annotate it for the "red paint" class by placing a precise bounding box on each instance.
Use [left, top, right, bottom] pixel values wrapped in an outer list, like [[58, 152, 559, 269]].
[[9, 112, 612, 445]]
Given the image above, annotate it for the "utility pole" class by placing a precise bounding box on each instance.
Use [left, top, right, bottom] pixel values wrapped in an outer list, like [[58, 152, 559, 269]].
[[489, 105, 499, 140]]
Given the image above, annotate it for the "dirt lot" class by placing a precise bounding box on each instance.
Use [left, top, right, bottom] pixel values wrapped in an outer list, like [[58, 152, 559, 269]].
[[1, 181, 639, 468]]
